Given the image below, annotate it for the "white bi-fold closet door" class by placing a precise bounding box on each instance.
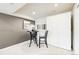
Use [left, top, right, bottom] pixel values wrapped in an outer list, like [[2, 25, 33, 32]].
[[46, 12, 71, 50]]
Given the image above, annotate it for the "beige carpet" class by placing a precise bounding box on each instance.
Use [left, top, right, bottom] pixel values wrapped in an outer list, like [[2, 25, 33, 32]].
[[0, 41, 72, 55]]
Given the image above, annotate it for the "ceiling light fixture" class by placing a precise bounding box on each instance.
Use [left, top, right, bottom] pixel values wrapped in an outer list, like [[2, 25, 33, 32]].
[[33, 11, 36, 15], [54, 4, 58, 7]]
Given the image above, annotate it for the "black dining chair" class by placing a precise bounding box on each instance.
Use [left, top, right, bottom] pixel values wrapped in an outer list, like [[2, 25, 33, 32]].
[[39, 30, 48, 48], [29, 30, 38, 47]]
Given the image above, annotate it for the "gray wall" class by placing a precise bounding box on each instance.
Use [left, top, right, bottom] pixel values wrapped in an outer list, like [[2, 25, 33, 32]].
[[0, 13, 30, 49], [0, 13, 23, 30]]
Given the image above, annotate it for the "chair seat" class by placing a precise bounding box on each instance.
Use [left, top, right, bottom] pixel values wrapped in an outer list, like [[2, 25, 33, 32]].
[[39, 37, 46, 38]]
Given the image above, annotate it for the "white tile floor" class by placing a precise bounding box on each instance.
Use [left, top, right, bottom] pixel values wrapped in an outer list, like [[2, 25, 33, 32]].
[[0, 41, 72, 55]]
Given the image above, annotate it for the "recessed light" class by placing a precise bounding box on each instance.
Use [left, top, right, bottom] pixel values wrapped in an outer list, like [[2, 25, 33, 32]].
[[33, 11, 36, 15], [54, 4, 58, 7]]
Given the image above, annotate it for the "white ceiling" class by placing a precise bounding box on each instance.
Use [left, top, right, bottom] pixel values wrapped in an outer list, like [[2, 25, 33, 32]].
[[0, 3, 74, 20], [15, 3, 74, 19], [0, 3, 26, 13]]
